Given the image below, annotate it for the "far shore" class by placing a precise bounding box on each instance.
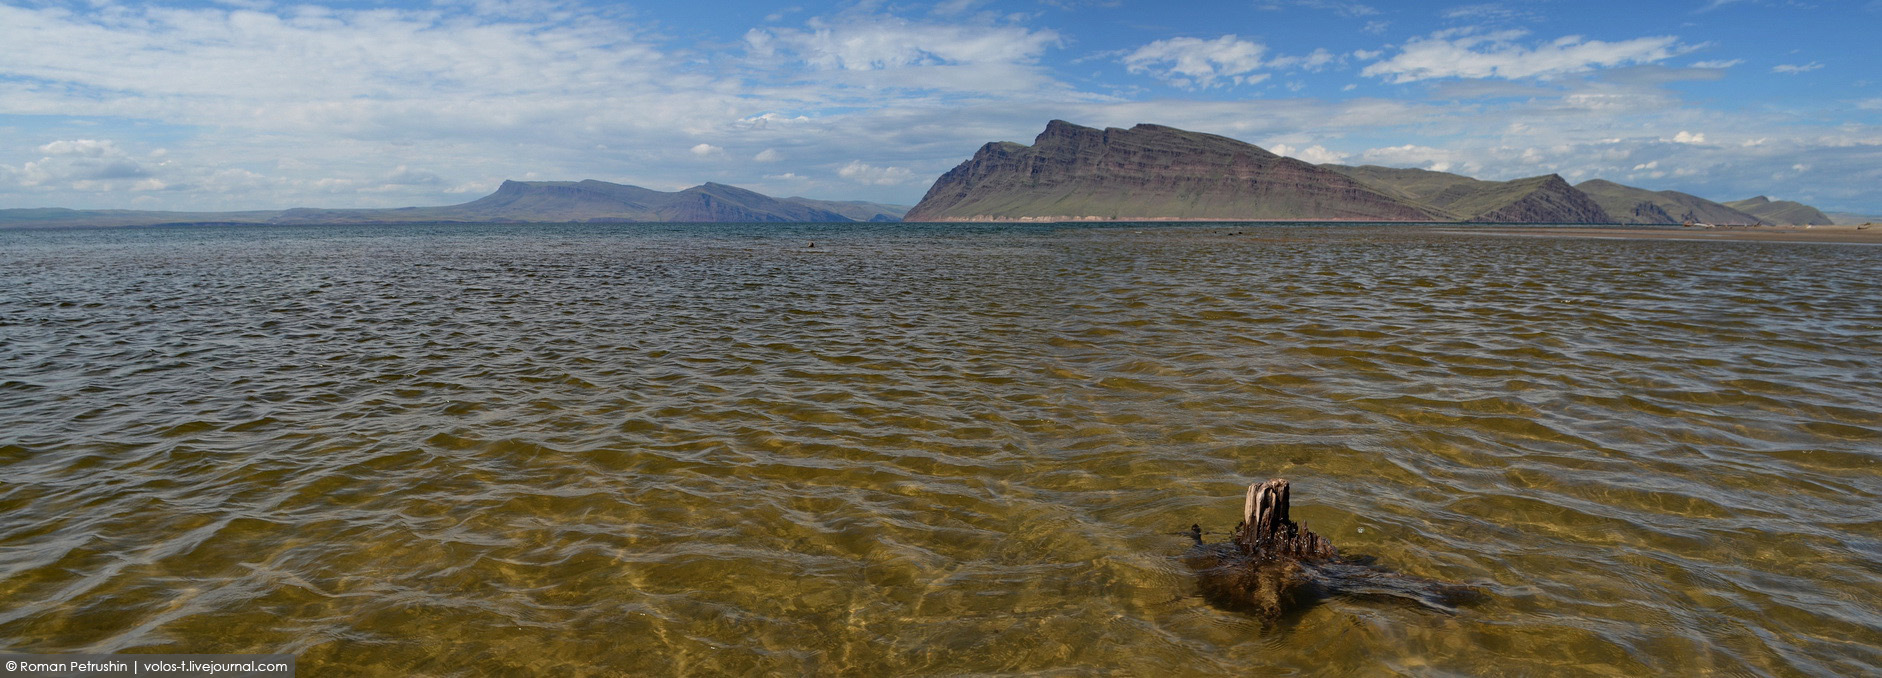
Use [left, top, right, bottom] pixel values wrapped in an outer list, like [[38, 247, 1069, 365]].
[[1438, 224, 1882, 244]]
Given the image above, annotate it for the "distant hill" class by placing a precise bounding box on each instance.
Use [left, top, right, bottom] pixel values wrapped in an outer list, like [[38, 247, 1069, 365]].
[[0, 207, 278, 228], [904, 120, 1448, 222], [1323, 165, 1609, 223], [782, 197, 909, 222], [0, 181, 902, 229], [1725, 196, 1835, 225], [268, 181, 859, 224], [1574, 179, 1765, 225]]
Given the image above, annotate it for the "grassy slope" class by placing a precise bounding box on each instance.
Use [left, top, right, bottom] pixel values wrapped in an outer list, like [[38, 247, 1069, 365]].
[[1322, 165, 1563, 221], [1575, 179, 1765, 225], [1726, 197, 1835, 225]]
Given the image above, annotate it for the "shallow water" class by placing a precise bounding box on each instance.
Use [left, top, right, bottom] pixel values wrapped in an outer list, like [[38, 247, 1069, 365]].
[[1, 223, 1878, 675]]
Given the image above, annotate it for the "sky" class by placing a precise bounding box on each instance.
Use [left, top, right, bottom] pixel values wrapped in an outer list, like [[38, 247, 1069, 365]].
[[2, 0, 1879, 213]]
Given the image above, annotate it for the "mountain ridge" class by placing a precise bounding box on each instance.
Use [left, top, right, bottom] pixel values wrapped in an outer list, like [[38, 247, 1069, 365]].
[[904, 120, 1840, 226], [0, 181, 911, 229]]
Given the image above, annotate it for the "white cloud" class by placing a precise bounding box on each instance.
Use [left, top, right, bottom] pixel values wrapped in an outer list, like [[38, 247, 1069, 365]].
[[1691, 59, 1743, 69], [1672, 131, 1707, 144], [1270, 143, 1348, 164], [1859, 99, 1882, 111], [1772, 62, 1823, 74], [1442, 4, 1533, 22], [837, 160, 914, 185], [1263, 1, 1378, 18], [691, 143, 723, 156], [7, 138, 156, 189], [1359, 144, 1477, 174], [1122, 35, 1270, 89], [745, 18, 1059, 72], [1361, 29, 1691, 83], [754, 149, 784, 162], [38, 139, 123, 157]]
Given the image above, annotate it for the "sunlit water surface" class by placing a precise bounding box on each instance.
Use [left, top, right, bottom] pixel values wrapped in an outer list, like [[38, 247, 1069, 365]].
[[2, 223, 1878, 675]]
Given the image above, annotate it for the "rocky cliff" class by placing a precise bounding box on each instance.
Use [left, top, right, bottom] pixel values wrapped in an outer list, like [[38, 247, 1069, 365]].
[[904, 120, 1448, 222]]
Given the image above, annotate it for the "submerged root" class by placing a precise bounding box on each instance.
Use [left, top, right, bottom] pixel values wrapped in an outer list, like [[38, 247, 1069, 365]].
[[1184, 479, 1480, 626]]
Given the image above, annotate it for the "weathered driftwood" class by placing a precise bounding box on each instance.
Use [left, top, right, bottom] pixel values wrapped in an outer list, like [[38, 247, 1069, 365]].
[[1184, 478, 1478, 624]]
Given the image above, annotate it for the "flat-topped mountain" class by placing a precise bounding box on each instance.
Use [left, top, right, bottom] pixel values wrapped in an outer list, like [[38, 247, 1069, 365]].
[[1575, 180, 1766, 225], [904, 120, 1447, 222], [0, 181, 909, 228], [1322, 165, 1609, 223], [904, 120, 1849, 225], [1726, 196, 1834, 226]]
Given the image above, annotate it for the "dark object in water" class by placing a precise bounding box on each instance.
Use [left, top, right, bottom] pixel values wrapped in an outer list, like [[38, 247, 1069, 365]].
[[1184, 479, 1479, 624]]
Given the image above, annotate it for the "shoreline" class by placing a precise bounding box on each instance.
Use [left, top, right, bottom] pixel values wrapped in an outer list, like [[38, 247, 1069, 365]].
[[1433, 224, 1882, 244]]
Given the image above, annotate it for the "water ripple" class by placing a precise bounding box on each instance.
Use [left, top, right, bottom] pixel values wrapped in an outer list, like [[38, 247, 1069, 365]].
[[1, 223, 1878, 674]]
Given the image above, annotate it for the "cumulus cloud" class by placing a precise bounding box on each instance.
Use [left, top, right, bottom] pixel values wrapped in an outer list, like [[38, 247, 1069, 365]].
[[1358, 144, 1478, 174], [837, 160, 914, 185], [1672, 131, 1707, 144], [754, 149, 784, 162], [691, 143, 724, 156], [1122, 35, 1270, 88], [6, 138, 157, 189], [1270, 143, 1348, 164], [1361, 29, 1691, 83]]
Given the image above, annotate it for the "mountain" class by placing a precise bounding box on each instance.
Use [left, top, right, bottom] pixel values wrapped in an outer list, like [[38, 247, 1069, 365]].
[[1323, 165, 1610, 223], [0, 207, 279, 228], [268, 181, 855, 224], [0, 181, 896, 228], [782, 197, 909, 222], [1573, 179, 1765, 225], [904, 120, 1448, 222], [1725, 196, 1835, 225]]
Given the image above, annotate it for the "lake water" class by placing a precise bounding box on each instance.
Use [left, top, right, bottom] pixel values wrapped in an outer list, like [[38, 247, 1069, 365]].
[[2, 223, 1878, 675]]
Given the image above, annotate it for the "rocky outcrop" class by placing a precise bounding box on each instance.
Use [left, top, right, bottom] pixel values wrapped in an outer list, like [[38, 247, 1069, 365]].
[[1725, 196, 1835, 225], [905, 120, 1449, 222], [1575, 179, 1765, 225], [1469, 175, 1612, 224]]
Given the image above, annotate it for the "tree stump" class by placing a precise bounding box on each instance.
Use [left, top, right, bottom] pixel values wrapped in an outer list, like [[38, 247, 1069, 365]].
[[1184, 478, 1478, 626], [1235, 478, 1336, 561]]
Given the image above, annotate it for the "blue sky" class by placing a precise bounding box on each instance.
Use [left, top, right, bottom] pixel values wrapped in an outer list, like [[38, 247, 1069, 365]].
[[2, 0, 1879, 212]]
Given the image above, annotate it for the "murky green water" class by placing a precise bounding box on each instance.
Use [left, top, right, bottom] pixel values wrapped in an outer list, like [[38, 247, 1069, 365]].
[[2, 223, 1878, 675]]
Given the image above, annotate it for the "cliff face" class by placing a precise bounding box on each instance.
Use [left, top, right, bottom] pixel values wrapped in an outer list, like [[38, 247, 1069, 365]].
[[904, 120, 1448, 222], [1726, 196, 1835, 225], [1576, 180, 1765, 225]]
